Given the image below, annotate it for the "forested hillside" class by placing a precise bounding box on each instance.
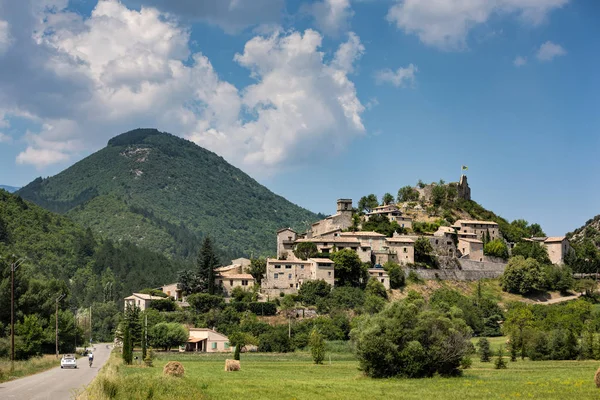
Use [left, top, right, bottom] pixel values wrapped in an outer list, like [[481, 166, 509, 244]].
[[17, 129, 318, 260], [0, 189, 191, 349]]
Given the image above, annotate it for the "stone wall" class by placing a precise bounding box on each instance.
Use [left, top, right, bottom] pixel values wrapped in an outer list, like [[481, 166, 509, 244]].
[[408, 257, 507, 281]]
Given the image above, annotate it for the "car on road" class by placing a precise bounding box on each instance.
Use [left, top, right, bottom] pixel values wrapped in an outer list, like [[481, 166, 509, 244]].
[[61, 354, 77, 369]]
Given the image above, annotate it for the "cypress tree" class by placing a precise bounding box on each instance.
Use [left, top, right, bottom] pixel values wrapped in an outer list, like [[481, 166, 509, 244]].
[[122, 323, 132, 365], [197, 236, 220, 294], [234, 344, 241, 361]]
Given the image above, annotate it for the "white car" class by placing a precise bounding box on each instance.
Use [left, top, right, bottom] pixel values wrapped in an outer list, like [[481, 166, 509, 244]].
[[60, 354, 77, 369]]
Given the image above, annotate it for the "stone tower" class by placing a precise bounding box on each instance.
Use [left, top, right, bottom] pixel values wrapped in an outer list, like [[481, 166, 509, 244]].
[[457, 175, 471, 201], [337, 199, 353, 213]]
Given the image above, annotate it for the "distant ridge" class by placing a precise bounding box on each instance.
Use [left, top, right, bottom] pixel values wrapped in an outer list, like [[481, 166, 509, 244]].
[[17, 128, 318, 260], [0, 185, 20, 193]]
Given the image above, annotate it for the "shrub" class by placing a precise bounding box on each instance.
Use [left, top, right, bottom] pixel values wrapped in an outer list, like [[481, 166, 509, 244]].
[[494, 348, 507, 369], [478, 338, 491, 362], [384, 261, 405, 289], [352, 300, 472, 378], [407, 270, 423, 284], [365, 278, 388, 299], [187, 293, 225, 313], [298, 280, 331, 306], [501, 256, 546, 295], [484, 239, 509, 259]]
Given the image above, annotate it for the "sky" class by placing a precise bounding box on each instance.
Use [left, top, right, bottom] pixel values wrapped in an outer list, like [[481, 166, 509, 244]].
[[0, 0, 598, 236]]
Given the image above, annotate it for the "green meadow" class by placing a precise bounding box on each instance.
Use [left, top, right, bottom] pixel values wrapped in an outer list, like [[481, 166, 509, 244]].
[[82, 342, 600, 400]]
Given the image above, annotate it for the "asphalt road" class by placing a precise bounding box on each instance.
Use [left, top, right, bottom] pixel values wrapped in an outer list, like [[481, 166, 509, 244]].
[[0, 343, 112, 400]]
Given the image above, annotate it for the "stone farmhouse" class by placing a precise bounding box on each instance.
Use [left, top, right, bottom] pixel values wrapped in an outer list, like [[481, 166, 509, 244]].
[[214, 258, 255, 297], [523, 236, 571, 265], [123, 293, 165, 311], [365, 204, 413, 229]]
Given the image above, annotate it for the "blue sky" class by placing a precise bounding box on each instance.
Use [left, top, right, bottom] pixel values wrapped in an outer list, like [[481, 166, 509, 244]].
[[0, 0, 598, 236]]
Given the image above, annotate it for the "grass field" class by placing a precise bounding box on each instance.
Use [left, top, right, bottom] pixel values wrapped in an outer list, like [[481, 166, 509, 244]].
[[82, 341, 600, 400], [0, 355, 60, 383]]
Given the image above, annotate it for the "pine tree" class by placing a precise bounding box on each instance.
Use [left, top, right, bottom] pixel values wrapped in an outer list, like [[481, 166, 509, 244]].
[[234, 344, 241, 361], [197, 236, 220, 295], [478, 337, 491, 362], [494, 347, 507, 369]]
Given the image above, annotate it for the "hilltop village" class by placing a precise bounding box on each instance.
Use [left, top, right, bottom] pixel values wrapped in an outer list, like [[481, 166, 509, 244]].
[[125, 175, 572, 304]]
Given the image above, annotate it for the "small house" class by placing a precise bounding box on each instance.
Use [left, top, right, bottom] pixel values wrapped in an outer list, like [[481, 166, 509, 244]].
[[185, 328, 231, 353]]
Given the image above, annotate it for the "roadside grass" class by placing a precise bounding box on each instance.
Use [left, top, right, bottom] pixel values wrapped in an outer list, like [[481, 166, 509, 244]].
[[82, 344, 600, 400], [0, 355, 59, 383]]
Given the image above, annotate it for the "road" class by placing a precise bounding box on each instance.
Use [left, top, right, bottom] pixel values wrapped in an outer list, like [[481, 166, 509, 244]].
[[0, 344, 112, 400]]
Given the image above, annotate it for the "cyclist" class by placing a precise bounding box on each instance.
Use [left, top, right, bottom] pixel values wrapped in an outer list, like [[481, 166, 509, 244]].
[[88, 351, 94, 367]]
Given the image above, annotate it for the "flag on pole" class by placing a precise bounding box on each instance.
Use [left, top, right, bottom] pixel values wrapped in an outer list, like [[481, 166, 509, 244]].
[[461, 165, 468, 171]]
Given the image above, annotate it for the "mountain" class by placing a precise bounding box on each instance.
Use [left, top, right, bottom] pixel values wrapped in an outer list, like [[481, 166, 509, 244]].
[[567, 215, 600, 249], [0, 185, 20, 193], [17, 128, 318, 260]]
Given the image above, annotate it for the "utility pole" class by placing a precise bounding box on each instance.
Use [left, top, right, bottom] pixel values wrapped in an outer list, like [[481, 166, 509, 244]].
[[9, 256, 25, 372], [55, 293, 65, 358], [89, 306, 92, 347]]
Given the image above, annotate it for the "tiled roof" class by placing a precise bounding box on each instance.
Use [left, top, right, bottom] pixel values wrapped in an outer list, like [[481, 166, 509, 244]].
[[340, 231, 386, 237], [125, 293, 165, 301], [295, 237, 360, 243], [217, 274, 254, 280], [452, 220, 498, 226], [309, 258, 334, 263], [458, 238, 483, 244], [386, 237, 415, 243], [545, 236, 566, 243]]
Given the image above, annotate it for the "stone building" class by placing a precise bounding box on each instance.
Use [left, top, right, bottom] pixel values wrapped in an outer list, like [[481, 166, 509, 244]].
[[451, 220, 499, 241], [457, 174, 471, 201], [307, 199, 353, 238], [365, 204, 413, 229], [214, 258, 255, 297], [523, 236, 571, 265], [368, 266, 390, 290], [458, 238, 484, 261], [262, 258, 335, 297]]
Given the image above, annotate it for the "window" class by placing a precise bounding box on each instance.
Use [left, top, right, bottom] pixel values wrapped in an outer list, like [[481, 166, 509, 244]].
[[225, 342, 230, 349], [328, 271, 332, 277], [381, 279, 385, 283], [288, 273, 292, 279], [242, 280, 248, 286], [403, 248, 407, 253], [285, 265, 292, 269], [290, 284, 293, 288], [230, 280, 233, 286], [274, 265, 281, 269], [435, 239, 439, 245], [378, 272, 383, 277], [301, 265, 304, 269], [447, 241, 452, 245], [212, 343, 217, 350], [274, 273, 279, 279]]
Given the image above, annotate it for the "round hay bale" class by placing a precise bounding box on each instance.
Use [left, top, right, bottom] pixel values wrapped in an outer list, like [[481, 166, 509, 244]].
[[595, 367, 600, 388], [163, 361, 185, 377]]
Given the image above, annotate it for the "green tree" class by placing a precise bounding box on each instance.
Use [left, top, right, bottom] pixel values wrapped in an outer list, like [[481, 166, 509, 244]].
[[122, 322, 132, 365], [187, 293, 225, 313], [330, 249, 366, 287], [431, 185, 447, 207], [383, 261, 405, 289], [397, 186, 419, 202], [477, 337, 491, 362], [484, 239, 509, 259], [15, 314, 44, 359], [511, 241, 550, 265], [248, 258, 267, 284], [503, 304, 534, 359], [309, 328, 326, 364], [197, 236, 220, 295], [501, 256, 546, 294], [149, 322, 189, 351], [494, 347, 507, 369], [414, 237, 438, 268], [298, 280, 331, 306], [358, 194, 379, 213], [294, 242, 318, 260], [382, 193, 394, 206], [366, 278, 388, 299]]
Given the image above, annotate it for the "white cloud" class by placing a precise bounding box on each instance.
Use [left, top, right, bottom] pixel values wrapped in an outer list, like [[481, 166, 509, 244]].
[[0, 20, 12, 54], [3, 0, 366, 174], [387, 0, 569, 51], [536, 41, 566, 61], [332, 32, 364, 73], [307, 0, 354, 36], [375, 64, 418, 87], [122, 0, 284, 34], [0, 132, 11, 143], [513, 56, 527, 67]]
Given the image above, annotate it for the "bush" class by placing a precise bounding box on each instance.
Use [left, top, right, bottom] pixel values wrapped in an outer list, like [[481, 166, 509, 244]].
[[478, 338, 491, 362], [352, 300, 472, 378], [544, 264, 574, 293], [365, 278, 388, 299], [258, 327, 292, 353], [149, 323, 189, 351], [501, 256, 546, 294], [384, 261, 405, 289], [298, 280, 331, 306], [187, 293, 225, 313], [484, 239, 509, 259], [407, 270, 423, 284], [494, 348, 507, 369]]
